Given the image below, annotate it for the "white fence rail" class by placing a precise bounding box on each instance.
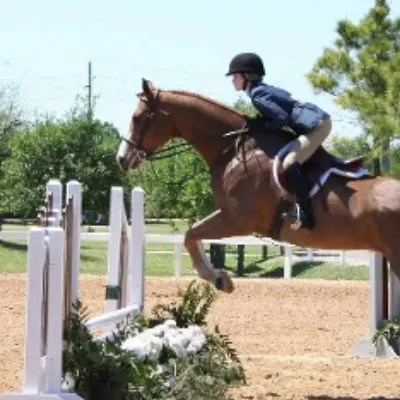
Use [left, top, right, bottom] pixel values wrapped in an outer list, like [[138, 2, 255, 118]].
[[0, 230, 371, 279]]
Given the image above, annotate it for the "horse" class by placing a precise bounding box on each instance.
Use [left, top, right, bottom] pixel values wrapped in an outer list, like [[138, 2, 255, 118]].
[[117, 78, 400, 294]]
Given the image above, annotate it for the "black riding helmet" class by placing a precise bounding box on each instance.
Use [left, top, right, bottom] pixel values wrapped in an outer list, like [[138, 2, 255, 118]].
[[225, 53, 265, 76]]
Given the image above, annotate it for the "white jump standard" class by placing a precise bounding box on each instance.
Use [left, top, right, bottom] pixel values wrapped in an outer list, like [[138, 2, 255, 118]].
[[1, 180, 145, 399]]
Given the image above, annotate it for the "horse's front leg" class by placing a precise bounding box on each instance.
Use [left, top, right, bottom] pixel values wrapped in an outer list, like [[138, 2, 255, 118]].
[[184, 209, 250, 293]]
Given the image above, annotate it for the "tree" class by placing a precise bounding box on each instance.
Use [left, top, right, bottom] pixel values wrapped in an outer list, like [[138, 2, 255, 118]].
[[0, 84, 24, 133], [125, 140, 213, 222], [307, 0, 400, 175], [232, 97, 258, 117], [0, 116, 123, 217], [324, 134, 374, 171], [386, 144, 400, 177], [0, 84, 26, 164]]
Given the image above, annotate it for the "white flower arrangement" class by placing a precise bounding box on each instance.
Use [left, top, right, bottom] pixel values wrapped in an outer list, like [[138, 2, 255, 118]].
[[121, 319, 206, 361], [62, 282, 245, 399]]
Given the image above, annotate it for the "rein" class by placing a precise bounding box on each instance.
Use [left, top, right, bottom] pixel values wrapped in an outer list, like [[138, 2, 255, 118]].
[[138, 128, 248, 161], [120, 89, 249, 185]]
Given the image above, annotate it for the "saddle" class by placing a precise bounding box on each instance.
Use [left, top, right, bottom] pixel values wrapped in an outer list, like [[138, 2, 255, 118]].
[[276, 146, 368, 197], [237, 126, 369, 198]]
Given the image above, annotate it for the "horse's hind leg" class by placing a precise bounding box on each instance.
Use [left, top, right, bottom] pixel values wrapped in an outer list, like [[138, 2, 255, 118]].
[[184, 209, 251, 293]]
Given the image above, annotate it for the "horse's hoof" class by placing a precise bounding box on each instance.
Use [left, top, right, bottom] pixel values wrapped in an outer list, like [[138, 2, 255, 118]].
[[215, 276, 224, 290], [215, 274, 234, 293]]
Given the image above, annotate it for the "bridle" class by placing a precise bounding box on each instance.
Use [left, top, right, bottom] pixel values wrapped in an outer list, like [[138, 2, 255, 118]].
[[120, 89, 249, 164], [119, 88, 251, 190], [119, 89, 193, 162]]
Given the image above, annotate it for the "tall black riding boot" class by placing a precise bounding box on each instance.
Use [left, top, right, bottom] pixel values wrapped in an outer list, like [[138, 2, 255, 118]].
[[285, 162, 315, 230]]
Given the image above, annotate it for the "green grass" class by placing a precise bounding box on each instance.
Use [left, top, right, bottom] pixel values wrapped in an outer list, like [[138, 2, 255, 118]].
[[144, 220, 188, 234], [0, 240, 27, 273], [0, 238, 369, 281], [0, 220, 294, 256], [0, 220, 370, 281], [225, 258, 369, 281]]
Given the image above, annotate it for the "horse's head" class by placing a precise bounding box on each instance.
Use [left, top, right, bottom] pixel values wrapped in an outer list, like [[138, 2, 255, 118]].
[[117, 78, 177, 171]]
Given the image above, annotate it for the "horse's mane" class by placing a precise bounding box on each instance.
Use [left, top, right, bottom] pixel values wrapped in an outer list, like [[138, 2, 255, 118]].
[[165, 90, 244, 119], [163, 89, 297, 143]]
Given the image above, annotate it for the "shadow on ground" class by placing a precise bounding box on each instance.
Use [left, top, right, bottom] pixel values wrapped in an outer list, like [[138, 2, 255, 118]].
[[0, 239, 27, 251], [308, 396, 398, 400], [225, 259, 324, 278], [239, 394, 397, 400]]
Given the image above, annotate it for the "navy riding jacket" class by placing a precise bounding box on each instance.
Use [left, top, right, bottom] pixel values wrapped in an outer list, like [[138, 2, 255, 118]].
[[247, 82, 329, 135]]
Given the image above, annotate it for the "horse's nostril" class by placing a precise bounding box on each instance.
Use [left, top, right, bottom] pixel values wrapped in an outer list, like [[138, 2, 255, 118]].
[[116, 155, 129, 171]]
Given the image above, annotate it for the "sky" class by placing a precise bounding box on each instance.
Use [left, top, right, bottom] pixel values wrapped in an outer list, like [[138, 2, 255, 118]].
[[1, 0, 399, 138]]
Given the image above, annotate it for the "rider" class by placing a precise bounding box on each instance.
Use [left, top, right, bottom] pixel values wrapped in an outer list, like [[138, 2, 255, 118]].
[[226, 52, 332, 230]]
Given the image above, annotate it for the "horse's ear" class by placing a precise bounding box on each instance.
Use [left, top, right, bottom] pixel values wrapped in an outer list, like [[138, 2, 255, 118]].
[[142, 78, 149, 93], [142, 78, 155, 99]]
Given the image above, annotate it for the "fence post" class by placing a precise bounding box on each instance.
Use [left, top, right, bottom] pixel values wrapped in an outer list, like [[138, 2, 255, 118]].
[[340, 251, 346, 265], [390, 268, 400, 320], [210, 244, 225, 269], [174, 242, 182, 277], [23, 229, 46, 394], [237, 245, 245, 276], [46, 180, 62, 227], [106, 187, 124, 313], [262, 245, 268, 260], [307, 248, 313, 262], [130, 187, 145, 312], [284, 246, 293, 279], [66, 181, 82, 311], [370, 252, 384, 334], [45, 228, 64, 393]]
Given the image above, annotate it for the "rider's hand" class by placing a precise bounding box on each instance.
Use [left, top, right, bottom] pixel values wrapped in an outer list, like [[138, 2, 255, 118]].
[[244, 116, 268, 132]]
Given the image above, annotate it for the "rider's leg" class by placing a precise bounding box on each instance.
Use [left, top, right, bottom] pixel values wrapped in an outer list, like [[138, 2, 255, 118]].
[[282, 118, 332, 230], [283, 118, 332, 169]]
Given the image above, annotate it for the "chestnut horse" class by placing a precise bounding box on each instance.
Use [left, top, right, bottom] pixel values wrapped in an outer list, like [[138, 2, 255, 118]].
[[117, 79, 400, 293]]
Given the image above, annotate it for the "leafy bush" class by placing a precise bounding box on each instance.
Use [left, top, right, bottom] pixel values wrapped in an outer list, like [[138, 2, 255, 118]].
[[62, 281, 246, 400], [373, 316, 400, 354]]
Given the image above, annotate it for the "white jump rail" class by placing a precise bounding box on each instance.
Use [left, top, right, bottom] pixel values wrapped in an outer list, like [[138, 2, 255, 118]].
[[85, 304, 141, 331]]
